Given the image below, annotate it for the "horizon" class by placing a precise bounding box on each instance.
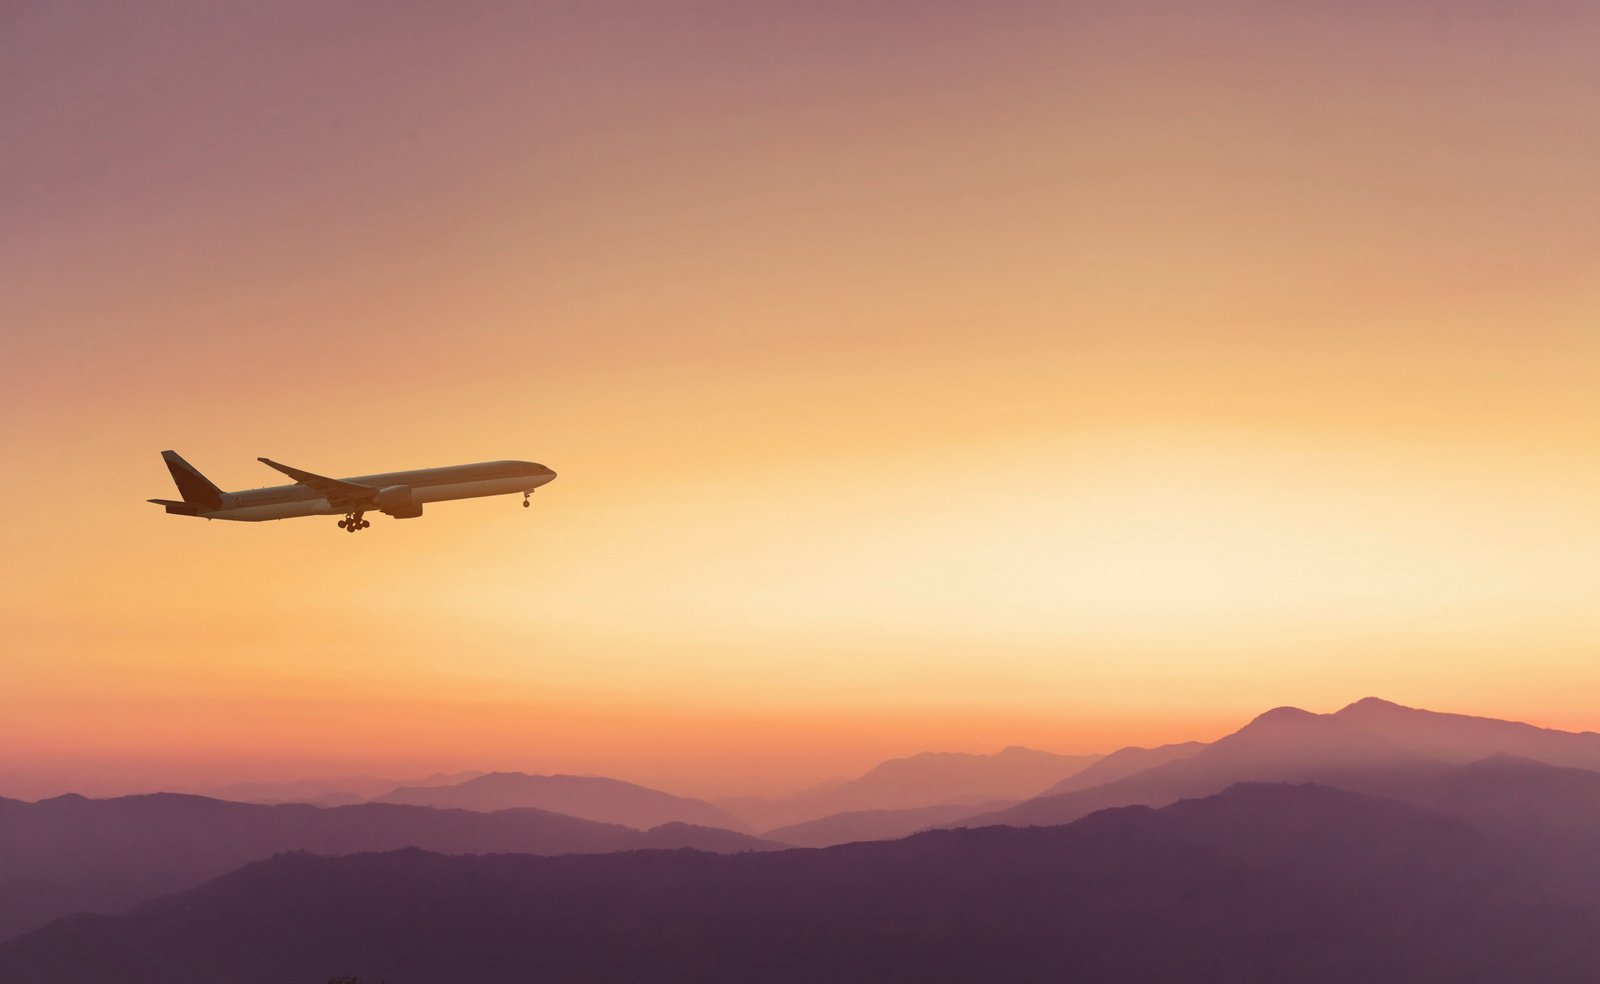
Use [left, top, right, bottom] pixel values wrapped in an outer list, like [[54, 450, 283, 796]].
[[6, 1, 1600, 804], [5, 693, 1595, 803]]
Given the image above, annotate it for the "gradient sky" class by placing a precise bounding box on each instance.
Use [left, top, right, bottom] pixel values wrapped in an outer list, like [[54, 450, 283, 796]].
[[4, 0, 1598, 800]]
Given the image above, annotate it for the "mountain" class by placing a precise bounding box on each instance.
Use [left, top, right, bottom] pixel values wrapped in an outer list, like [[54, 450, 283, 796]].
[[4, 783, 1594, 983], [841, 746, 1101, 804], [1367, 755, 1600, 907], [1033, 740, 1206, 796], [966, 698, 1600, 829], [1334, 697, 1600, 768], [205, 771, 483, 806], [634, 822, 788, 853], [375, 772, 746, 830], [761, 802, 1012, 848], [0, 792, 776, 943], [721, 747, 1101, 830]]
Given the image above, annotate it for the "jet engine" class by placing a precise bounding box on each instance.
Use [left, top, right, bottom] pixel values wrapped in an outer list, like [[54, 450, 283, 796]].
[[374, 485, 421, 518]]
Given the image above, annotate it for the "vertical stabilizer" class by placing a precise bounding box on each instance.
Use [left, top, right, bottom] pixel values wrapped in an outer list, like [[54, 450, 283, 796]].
[[161, 450, 223, 509]]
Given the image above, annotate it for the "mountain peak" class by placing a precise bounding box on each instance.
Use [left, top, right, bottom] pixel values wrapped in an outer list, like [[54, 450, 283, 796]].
[[1246, 706, 1319, 726], [1336, 697, 1411, 716]]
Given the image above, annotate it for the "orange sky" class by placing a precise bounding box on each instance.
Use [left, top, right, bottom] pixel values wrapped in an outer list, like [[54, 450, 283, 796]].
[[3, 1, 1598, 800]]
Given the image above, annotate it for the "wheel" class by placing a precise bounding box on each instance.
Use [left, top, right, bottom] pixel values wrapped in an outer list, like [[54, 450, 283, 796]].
[[338, 519, 347, 529], [361, 520, 370, 529], [523, 499, 530, 508]]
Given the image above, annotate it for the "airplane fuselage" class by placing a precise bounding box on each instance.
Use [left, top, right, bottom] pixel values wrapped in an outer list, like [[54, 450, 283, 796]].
[[213, 460, 555, 522]]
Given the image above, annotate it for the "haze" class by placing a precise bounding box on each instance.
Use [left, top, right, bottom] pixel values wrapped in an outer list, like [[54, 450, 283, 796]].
[[3, 0, 1598, 801]]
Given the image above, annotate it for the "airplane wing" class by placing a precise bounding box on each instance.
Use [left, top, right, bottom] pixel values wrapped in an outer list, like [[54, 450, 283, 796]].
[[257, 457, 376, 508]]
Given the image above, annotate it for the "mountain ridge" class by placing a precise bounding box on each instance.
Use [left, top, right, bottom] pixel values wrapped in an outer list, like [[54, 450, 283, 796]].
[[959, 697, 1600, 830], [0, 791, 775, 943], [717, 746, 1101, 830], [4, 781, 1593, 983], [375, 771, 748, 831]]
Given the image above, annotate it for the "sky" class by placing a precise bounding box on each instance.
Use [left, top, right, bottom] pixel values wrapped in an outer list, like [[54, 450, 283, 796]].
[[3, 0, 1598, 800]]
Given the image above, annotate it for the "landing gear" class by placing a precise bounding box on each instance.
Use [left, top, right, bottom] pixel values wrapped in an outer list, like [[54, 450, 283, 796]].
[[523, 491, 532, 508], [339, 512, 370, 532]]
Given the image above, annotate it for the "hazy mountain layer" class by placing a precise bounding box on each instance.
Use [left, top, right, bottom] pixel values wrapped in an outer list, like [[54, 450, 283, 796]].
[[4, 783, 1595, 983], [0, 793, 775, 942], [376, 772, 746, 830], [204, 771, 483, 806], [761, 801, 1013, 848], [1333, 697, 1600, 768], [1033, 740, 1207, 796], [967, 697, 1600, 829], [720, 746, 1100, 830]]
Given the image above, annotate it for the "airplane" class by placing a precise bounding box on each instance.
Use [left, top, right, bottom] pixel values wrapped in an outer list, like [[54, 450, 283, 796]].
[[148, 451, 556, 533]]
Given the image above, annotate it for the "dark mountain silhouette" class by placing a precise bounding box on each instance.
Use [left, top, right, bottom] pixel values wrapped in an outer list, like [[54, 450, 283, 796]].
[[0, 792, 776, 943], [1354, 754, 1600, 907], [1418, 754, 1600, 834], [761, 801, 1013, 848], [966, 698, 1600, 829], [720, 747, 1100, 830], [4, 783, 1594, 983], [375, 772, 746, 830], [634, 821, 787, 852], [205, 771, 483, 807]]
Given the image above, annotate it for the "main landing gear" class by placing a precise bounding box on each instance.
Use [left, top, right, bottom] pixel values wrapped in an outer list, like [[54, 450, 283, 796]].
[[338, 511, 370, 533]]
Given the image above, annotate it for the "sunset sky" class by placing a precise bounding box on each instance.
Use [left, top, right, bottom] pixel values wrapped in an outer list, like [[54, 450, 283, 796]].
[[3, 0, 1598, 800]]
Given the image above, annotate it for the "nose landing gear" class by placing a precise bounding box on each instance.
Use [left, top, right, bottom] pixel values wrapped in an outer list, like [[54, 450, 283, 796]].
[[338, 512, 371, 532], [523, 491, 532, 508]]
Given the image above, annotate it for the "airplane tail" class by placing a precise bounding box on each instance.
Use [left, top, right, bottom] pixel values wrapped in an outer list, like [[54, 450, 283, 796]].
[[157, 450, 223, 510]]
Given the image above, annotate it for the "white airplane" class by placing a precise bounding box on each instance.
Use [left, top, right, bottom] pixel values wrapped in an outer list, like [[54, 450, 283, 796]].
[[149, 451, 557, 533]]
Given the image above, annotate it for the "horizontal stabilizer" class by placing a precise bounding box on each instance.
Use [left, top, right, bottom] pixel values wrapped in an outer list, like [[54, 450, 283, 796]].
[[148, 498, 205, 516]]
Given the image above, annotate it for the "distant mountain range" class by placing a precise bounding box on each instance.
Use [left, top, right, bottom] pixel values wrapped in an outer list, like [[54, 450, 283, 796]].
[[762, 801, 1015, 848], [755, 697, 1600, 846], [375, 772, 748, 830], [956, 697, 1600, 830], [5, 781, 1596, 983], [7, 695, 1600, 978], [191, 747, 1105, 837], [204, 771, 483, 807], [0, 793, 778, 942], [719, 746, 1102, 831], [1033, 740, 1207, 796]]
